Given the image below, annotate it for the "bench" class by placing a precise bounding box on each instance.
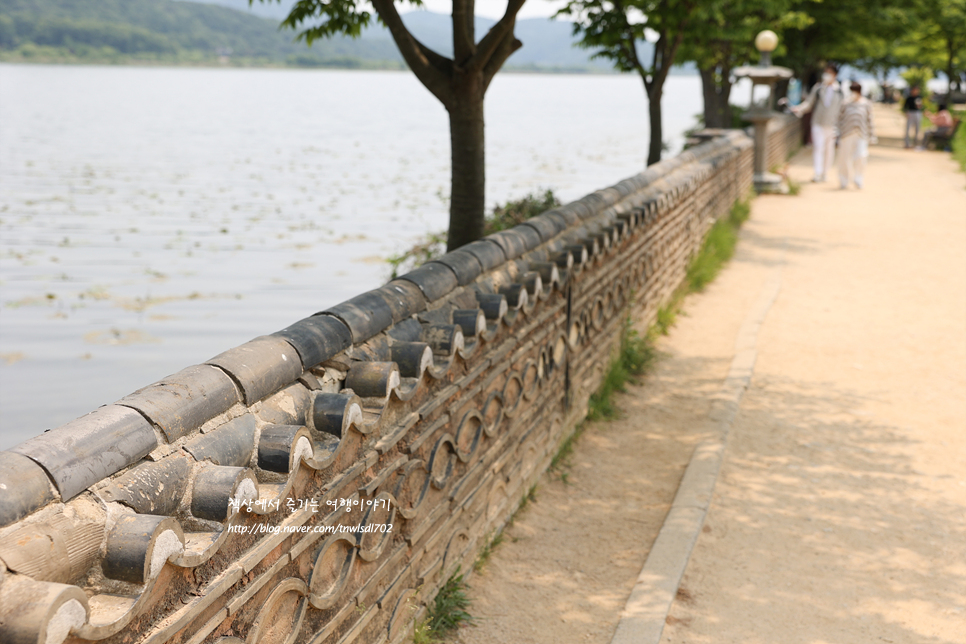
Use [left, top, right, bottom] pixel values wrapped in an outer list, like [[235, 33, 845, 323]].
[[924, 119, 961, 151]]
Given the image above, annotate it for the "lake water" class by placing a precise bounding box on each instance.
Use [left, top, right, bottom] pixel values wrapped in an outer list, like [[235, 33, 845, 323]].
[[0, 64, 704, 449]]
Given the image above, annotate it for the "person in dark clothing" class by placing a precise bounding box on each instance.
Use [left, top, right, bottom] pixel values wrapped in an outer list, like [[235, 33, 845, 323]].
[[903, 86, 924, 148]]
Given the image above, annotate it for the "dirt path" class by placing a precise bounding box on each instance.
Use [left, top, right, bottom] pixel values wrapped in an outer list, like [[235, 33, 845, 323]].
[[450, 250, 770, 644], [659, 106, 966, 643], [450, 104, 966, 644]]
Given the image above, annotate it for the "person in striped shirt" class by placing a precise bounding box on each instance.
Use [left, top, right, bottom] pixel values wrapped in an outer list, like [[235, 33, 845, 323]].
[[837, 82, 876, 189]]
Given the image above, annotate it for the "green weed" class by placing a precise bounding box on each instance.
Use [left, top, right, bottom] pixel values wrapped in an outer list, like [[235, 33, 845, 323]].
[[654, 195, 752, 336], [952, 110, 966, 176], [414, 570, 474, 643], [473, 531, 505, 573], [654, 303, 679, 336], [387, 189, 561, 278], [413, 619, 434, 644], [586, 318, 655, 421], [429, 570, 473, 634], [692, 195, 749, 291], [485, 189, 561, 233], [686, 217, 738, 292], [549, 425, 583, 474], [516, 484, 538, 515], [387, 231, 447, 280], [548, 314, 657, 484]]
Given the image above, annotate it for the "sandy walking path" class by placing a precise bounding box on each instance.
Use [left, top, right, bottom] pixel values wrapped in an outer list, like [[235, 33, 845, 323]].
[[453, 104, 966, 644], [658, 106, 966, 643]]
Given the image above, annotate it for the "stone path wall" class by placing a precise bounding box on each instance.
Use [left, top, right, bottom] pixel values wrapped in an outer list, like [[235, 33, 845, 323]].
[[0, 120, 798, 644]]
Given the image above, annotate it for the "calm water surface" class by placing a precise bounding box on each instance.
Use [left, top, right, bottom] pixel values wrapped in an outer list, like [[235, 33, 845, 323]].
[[0, 64, 702, 448]]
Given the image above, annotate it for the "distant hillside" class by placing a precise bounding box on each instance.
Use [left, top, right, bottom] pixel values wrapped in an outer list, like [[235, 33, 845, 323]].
[[377, 11, 619, 72], [186, 0, 627, 71], [0, 0, 652, 73], [0, 0, 403, 67]]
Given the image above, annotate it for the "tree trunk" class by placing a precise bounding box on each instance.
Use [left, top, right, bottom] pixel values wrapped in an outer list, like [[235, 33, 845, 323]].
[[700, 69, 721, 128], [946, 41, 956, 102], [700, 67, 733, 129], [774, 78, 789, 104], [447, 75, 486, 251], [646, 84, 664, 166]]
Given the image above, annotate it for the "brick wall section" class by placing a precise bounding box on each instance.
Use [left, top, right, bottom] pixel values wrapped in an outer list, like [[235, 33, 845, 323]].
[[0, 119, 798, 644], [766, 114, 803, 172]]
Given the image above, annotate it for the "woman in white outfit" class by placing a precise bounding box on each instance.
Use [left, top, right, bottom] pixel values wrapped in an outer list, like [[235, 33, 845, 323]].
[[837, 82, 876, 189], [792, 63, 845, 182]]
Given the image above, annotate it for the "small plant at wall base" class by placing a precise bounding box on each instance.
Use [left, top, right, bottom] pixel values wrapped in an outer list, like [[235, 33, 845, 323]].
[[952, 110, 966, 177], [435, 572, 472, 629], [387, 189, 562, 279], [413, 620, 433, 644], [548, 424, 582, 477], [485, 189, 561, 233], [586, 317, 655, 421], [419, 570, 474, 642], [654, 304, 678, 337], [771, 163, 801, 196], [687, 216, 739, 293], [655, 194, 753, 336], [386, 232, 449, 280], [473, 531, 505, 573], [550, 313, 656, 484]]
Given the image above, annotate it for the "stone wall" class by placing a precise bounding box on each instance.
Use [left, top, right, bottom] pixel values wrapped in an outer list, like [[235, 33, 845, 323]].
[[766, 114, 803, 174], [0, 120, 798, 644]]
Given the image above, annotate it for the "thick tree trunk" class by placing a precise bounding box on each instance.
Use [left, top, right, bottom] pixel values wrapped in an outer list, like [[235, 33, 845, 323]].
[[369, 0, 525, 251], [946, 43, 956, 100], [774, 78, 789, 104], [446, 75, 486, 251], [700, 69, 721, 128], [647, 84, 664, 166], [700, 68, 733, 128]]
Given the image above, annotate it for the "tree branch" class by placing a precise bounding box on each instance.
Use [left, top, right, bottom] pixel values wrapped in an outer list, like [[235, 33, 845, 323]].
[[483, 32, 523, 91], [453, 0, 476, 65], [370, 0, 454, 106], [652, 2, 694, 91], [613, 0, 648, 89], [653, 27, 684, 88], [469, 0, 526, 73]]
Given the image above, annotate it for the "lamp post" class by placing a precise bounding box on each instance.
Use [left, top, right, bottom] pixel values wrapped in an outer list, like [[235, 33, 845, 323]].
[[755, 29, 778, 70], [734, 30, 793, 193]]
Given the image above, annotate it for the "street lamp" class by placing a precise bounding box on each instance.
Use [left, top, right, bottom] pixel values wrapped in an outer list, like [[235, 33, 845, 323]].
[[755, 30, 778, 67], [733, 30, 793, 193]]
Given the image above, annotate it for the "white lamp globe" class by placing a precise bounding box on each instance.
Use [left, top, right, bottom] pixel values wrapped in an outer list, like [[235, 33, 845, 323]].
[[755, 30, 779, 53]]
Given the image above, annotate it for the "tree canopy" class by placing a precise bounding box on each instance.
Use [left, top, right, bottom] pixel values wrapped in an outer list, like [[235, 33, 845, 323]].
[[261, 0, 532, 250], [558, 0, 699, 165], [676, 0, 810, 127]]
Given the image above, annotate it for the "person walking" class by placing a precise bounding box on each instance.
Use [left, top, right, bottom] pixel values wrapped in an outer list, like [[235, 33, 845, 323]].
[[837, 82, 876, 189], [902, 86, 923, 148], [792, 63, 845, 182]]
